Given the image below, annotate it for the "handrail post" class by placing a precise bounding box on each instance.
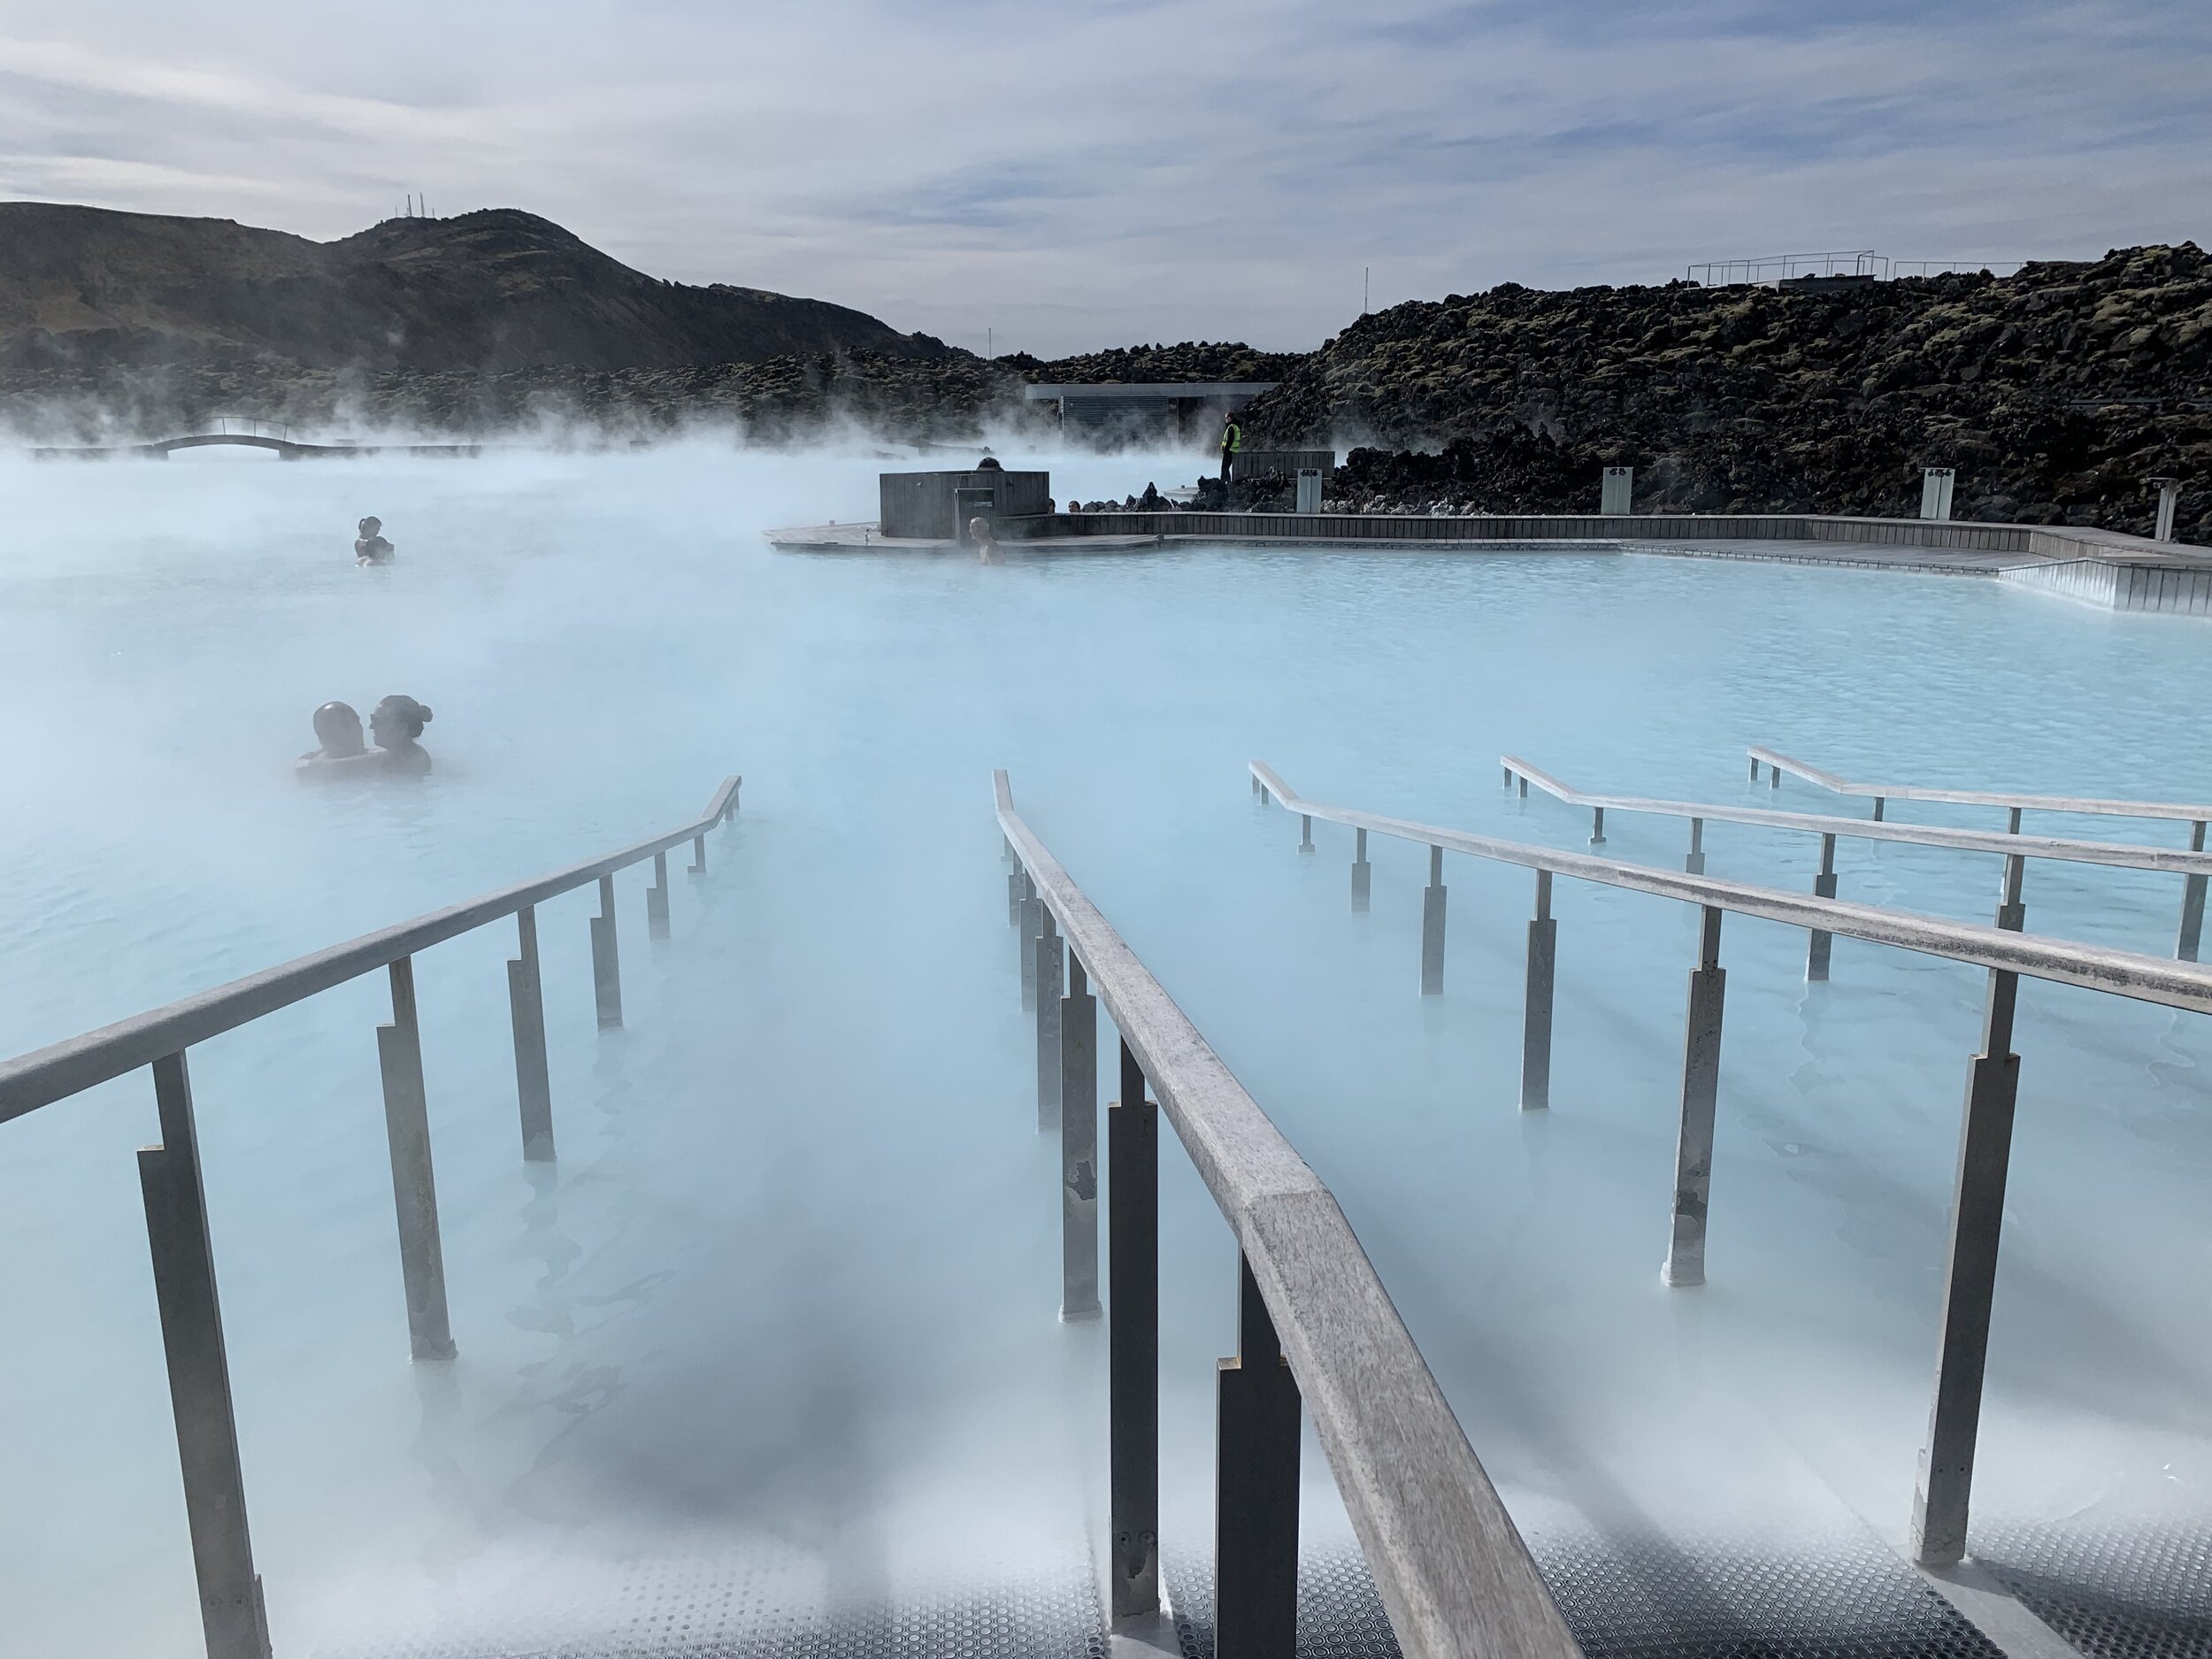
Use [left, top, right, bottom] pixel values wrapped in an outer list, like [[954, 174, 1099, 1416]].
[[138, 1052, 273, 1659], [647, 850, 671, 941], [591, 874, 623, 1028], [1299, 813, 1313, 855], [1521, 871, 1555, 1110], [1109, 1040, 1160, 1620], [1036, 917, 1064, 1130], [1059, 955, 1101, 1320], [1685, 816, 1705, 875], [1420, 845, 1446, 995], [688, 831, 708, 875], [1590, 805, 1605, 845], [1808, 833, 1839, 980], [1872, 795, 1886, 822], [2177, 820, 2207, 962], [1663, 906, 1726, 1287], [1214, 1252, 1302, 1659], [376, 957, 457, 1360], [1019, 879, 1041, 1011], [1995, 852, 2027, 933], [1750, 756, 1760, 782], [1911, 961, 2022, 1566], [507, 906, 556, 1162], [1351, 826, 1371, 912]]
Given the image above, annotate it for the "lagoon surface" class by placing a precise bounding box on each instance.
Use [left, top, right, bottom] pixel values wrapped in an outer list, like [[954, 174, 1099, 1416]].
[[4, 442, 2209, 1656]]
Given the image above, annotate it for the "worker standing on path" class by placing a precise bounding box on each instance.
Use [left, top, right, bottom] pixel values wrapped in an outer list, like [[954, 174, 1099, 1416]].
[[1218, 411, 1240, 482]]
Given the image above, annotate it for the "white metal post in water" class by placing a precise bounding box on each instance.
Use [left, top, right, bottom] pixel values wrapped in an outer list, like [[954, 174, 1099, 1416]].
[[376, 958, 457, 1361], [506, 905, 555, 1162], [1913, 959, 2022, 1566], [1351, 826, 1371, 912], [1036, 921, 1064, 1130], [1807, 833, 1839, 980], [2179, 820, 2208, 962], [590, 874, 623, 1028], [1922, 466, 1956, 521], [1059, 955, 1101, 1320], [1664, 907, 1726, 1287], [138, 1052, 273, 1659], [1421, 845, 1447, 995], [1521, 871, 1555, 1110]]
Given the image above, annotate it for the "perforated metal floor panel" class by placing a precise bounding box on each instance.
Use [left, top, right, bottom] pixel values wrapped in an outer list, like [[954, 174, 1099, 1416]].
[[1165, 1532, 2006, 1659], [1978, 1523, 2212, 1659]]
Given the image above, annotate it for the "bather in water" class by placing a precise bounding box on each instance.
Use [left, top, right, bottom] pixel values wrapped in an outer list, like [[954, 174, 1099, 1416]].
[[295, 701, 367, 780], [355, 516, 396, 565], [368, 695, 434, 775]]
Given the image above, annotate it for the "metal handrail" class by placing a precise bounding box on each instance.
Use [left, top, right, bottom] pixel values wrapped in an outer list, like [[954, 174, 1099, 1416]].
[[1256, 762, 2212, 1011], [0, 775, 742, 1120], [995, 770, 1581, 1659], [1748, 745, 2212, 825], [1249, 757, 2211, 1577], [1501, 754, 2212, 962], [1, 772, 739, 1659]]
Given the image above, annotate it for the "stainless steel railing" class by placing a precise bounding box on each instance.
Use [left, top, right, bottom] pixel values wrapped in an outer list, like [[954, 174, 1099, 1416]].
[[1249, 758, 2212, 1574], [0, 773, 740, 1659], [995, 770, 1581, 1659], [1502, 753, 2212, 962]]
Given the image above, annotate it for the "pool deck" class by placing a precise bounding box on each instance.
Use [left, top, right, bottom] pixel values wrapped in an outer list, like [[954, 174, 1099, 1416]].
[[764, 511, 2212, 614]]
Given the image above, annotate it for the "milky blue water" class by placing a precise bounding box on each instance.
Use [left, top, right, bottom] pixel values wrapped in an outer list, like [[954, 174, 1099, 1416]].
[[3, 442, 2209, 1656]]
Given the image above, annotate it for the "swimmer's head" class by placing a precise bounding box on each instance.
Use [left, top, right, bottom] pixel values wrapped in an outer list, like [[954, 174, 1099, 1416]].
[[371, 695, 433, 746], [312, 700, 365, 757], [357, 516, 382, 538]]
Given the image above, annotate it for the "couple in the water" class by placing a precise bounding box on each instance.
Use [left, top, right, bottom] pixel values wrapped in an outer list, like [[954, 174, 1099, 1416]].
[[297, 695, 434, 779], [356, 517, 396, 565]]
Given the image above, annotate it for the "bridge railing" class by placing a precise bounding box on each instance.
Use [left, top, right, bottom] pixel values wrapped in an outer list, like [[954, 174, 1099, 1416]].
[[205, 415, 296, 443], [0, 774, 741, 1659], [995, 771, 1582, 1659], [1502, 752, 2212, 963], [1248, 758, 2212, 1572]]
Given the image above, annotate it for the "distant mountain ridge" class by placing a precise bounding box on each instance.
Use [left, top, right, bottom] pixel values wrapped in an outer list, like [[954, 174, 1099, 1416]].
[[0, 203, 953, 373]]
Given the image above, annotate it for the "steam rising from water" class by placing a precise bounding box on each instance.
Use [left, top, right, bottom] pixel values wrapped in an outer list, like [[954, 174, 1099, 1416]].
[[2, 439, 2209, 1654]]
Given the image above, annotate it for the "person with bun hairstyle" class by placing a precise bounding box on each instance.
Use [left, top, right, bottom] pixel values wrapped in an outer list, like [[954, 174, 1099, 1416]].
[[368, 695, 434, 775]]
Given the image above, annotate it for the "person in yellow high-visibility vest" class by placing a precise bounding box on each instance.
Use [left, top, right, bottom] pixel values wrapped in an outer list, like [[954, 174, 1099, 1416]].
[[1218, 411, 1241, 481]]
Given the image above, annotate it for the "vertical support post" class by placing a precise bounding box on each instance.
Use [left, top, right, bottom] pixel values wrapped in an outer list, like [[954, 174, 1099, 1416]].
[[1018, 879, 1041, 1012], [1807, 833, 1839, 981], [376, 958, 457, 1360], [1109, 1041, 1160, 1621], [1521, 871, 1555, 1111], [1350, 826, 1370, 912], [590, 873, 623, 1028], [1215, 1254, 1302, 1659], [1770, 765, 1780, 789], [1750, 757, 1761, 783], [1009, 866, 1025, 928], [2177, 821, 2207, 963], [647, 850, 671, 941], [1590, 805, 1605, 845], [687, 832, 707, 875], [1502, 764, 1512, 788], [2006, 806, 2024, 836], [1663, 907, 1725, 1288], [1872, 796, 1886, 823], [1518, 774, 1528, 798], [1911, 963, 2023, 1566], [1036, 918, 1064, 1130], [1299, 813, 1313, 854], [507, 906, 555, 1163], [1059, 956, 1100, 1320], [1420, 845, 1446, 995], [138, 1052, 273, 1659], [1995, 852, 2026, 933], [1685, 817, 1705, 875]]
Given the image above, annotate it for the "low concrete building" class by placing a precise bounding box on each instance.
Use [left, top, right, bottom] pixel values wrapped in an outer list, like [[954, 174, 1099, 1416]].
[[879, 466, 1051, 541], [1232, 449, 1334, 483]]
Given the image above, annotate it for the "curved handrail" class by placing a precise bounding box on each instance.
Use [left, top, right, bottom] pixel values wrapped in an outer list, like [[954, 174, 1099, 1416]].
[[0, 775, 740, 1121], [1251, 762, 2212, 1014], [1748, 746, 2212, 825], [995, 770, 1581, 1659], [1503, 755, 2212, 876]]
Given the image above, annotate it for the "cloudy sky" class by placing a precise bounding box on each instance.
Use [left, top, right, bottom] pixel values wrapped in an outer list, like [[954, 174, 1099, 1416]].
[[3, 0, 2208, 356]]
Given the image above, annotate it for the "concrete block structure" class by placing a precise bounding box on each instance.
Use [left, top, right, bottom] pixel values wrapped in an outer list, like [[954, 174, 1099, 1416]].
[[1021, 382, 1278, 446], [880, 467, 1051, 541], [1233, 449, 1334, 484], [1922, 467, 1956, 521], [1601, 467, 1633, 515]]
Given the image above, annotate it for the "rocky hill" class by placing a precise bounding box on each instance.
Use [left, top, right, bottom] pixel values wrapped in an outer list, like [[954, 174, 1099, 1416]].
[[0, 203, 950, 374], [1241, 245, 2211, 540]]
